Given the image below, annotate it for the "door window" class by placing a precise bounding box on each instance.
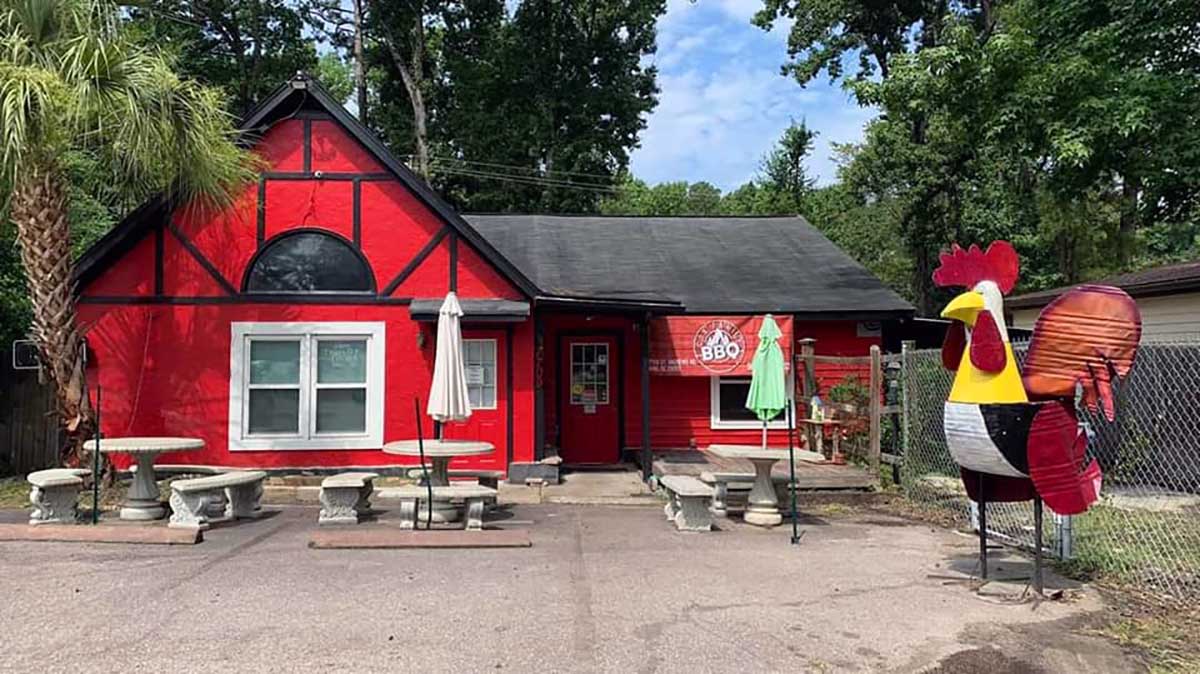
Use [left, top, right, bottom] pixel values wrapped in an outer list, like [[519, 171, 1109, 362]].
[[570, 343, 610, 405]]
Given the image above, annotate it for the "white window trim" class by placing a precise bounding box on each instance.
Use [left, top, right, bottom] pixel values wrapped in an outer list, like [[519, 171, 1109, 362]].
[[229, 322, 385, 451], [709, 371, 795, 430], [463, 338, 498, 411]]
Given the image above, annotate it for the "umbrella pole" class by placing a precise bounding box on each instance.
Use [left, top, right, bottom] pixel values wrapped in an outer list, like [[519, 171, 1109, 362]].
[[787, 404, 800, 545], [92, 385, 102, 525], [415, 398, 433, 530]]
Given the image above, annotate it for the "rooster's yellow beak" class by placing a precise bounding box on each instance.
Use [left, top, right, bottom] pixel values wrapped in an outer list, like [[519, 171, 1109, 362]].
[[941, 291, 985, 326]]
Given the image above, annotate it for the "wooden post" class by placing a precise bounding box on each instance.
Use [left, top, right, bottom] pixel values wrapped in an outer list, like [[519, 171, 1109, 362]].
[[640, 313, 652, 482], [868, 345, 882, 483], [798, 338, 817, 452]]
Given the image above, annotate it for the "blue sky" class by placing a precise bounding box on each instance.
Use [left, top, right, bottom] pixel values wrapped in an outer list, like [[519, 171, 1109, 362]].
[[629, 0, 875, 191]]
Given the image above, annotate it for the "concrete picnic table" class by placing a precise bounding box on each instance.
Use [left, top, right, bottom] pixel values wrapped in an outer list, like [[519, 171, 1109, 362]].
[[83, 437, 204, 521], [382, 439, 494, 523], [705, 444, 792, 527]]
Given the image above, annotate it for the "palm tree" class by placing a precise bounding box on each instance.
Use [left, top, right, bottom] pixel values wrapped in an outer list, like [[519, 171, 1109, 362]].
[[1, 0, 252, 460]]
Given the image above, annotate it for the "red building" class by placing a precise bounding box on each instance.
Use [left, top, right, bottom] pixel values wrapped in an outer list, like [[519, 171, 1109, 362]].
[[75, 76, 913, 481]]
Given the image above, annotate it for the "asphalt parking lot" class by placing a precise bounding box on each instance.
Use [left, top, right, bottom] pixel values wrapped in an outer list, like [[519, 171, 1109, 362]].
[[0, 504, 1143, 673]]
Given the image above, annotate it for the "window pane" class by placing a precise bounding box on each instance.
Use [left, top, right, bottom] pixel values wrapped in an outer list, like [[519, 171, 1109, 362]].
[[248, 389, 300, 433], [482, 387, 495, 408], [316, 388, 367, 433], [245, 231, 373, 293], [719, 379, 758, 422], [250, 341, 300, 384], [318, 340, 367, 383]]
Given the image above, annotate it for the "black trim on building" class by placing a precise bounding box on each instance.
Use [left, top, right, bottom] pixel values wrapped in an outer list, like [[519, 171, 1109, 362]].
[[302, 119, 312, 172], [352, 178, 362, 247], [448, 231, 458, 292], [154, 225, 164, 296], [167, 223, 237, 295], [256, 177, 266, 248], [381, 228, 448, 296], [80, 294, 414, 306]]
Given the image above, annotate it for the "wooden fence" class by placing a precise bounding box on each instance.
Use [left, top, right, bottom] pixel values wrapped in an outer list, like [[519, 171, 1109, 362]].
[[795, 340, 901, 484], [0, 350, 61, 476]]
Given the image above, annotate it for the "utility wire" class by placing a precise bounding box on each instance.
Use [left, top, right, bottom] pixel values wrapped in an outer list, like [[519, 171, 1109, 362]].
[[428, 156, 621, 181], [431, 165, 628, 194]]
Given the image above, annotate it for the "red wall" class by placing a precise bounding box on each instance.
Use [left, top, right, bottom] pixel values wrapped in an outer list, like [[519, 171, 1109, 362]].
[[540, 314, 880, 454], [79, 117, 532, 472]]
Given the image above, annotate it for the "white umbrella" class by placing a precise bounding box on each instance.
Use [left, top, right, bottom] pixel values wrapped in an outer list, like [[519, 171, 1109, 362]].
[[427, 291, 473, 424]]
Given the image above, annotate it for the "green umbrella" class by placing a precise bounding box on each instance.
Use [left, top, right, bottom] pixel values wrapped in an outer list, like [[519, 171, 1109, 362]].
[[746, 314, 802, 544], [745, 314, 787, 446]]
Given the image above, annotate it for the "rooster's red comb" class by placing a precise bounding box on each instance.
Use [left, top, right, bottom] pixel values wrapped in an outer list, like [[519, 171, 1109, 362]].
[[932, 241, 1019, 294]]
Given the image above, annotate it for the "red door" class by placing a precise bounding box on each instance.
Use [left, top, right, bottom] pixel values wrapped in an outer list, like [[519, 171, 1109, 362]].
[[559, 336, 620, 464], [441, 330, 505, 470]]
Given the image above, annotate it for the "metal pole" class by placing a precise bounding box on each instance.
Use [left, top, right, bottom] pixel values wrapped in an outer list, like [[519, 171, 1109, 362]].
[[978, 473, 988, 580], [91, 386, 101, 525], [787, 404, 800, 545], [415, 398, 432, 530], [1033, 495, 1044, 596]]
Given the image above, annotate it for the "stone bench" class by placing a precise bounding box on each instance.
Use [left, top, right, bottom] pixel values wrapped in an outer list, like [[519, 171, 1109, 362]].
[[27, 468, 91, 525], [390, 485, 497, 531], [318, 472, 379, 525], [168, 471, 267, 531], [660, 475, 714, 532], [700, 471, 792, 518], [152, 464, 227, 517], [406, 467, 504, 490]]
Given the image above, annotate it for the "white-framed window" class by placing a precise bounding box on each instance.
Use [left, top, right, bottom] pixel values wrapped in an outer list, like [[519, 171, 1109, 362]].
[[228, 322, 385, 450], [463, 339, 497, 409], [709, 373, 794, 430]]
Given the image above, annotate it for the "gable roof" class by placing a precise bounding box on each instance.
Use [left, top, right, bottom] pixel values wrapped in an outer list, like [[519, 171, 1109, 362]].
[[75, 74, 538, 298], [464, 214, 914, 318], [1008, 258, 1200, 309]]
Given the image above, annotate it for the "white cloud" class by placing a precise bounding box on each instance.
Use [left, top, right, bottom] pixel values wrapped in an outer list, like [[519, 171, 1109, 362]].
[[633, 1, 871, 191]]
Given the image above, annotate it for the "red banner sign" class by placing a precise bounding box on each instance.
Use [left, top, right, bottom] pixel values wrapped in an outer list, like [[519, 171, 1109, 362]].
[[648, 315, 793, 376]]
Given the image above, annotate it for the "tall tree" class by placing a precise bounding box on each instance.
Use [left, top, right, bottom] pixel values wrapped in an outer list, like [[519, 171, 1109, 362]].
[[761, 120, 816, 202], [127, 0, 318, 115], [1, 0, 252, 457]]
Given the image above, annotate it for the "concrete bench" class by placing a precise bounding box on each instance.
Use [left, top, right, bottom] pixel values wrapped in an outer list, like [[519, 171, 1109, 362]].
[[152, 465, 228, 517], [390, 485, 497, 531], [407, 467, 504, 490], [27, 468, 91, 525], [168, 471, 267, 530], [318, 472, 379, 525], [700, 471, 792, 518], [660, 475, 714, 532]]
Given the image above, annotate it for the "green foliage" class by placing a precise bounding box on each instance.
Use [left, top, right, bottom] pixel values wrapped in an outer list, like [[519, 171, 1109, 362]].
[[757, 0, 1200, 313], [126, 0, 318, 115], [0, 0, 253, 343], [760, 120, 816, 201], [313, 52, 354, 106], [363, 0, 666, 214]]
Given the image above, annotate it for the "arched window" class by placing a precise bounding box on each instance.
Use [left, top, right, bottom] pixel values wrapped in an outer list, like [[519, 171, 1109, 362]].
[[244, 230, 374, 293]]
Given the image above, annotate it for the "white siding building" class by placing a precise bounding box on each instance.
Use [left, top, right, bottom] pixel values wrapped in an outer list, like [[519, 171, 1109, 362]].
[[1009, 260, 1200, 342]]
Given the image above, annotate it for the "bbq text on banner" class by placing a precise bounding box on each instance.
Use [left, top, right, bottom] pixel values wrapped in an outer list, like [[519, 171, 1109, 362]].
[[648, 316, 793, 376]]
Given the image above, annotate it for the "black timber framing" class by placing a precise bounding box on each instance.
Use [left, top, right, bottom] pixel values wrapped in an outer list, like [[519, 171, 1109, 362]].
[[302, 119, 312, 172], [533, 317, 545, 462], [505, 324, 515, 467], [381, 227, 448, 296], [166, 224, 237, 295], [449, 231, 458, 292], [639, 313, 652, 481], [153, 226, 164, 296], [352, 179, 362, 246], [256, 178, 266, 247], [74, 75, 539, 303]]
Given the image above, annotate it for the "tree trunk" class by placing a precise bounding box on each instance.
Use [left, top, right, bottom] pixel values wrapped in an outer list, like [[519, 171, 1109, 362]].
[[353, 0, 367, 124], [387, 14, 429, 180], [1118, 173, 1140, 268], [10, 166, 93, 464]]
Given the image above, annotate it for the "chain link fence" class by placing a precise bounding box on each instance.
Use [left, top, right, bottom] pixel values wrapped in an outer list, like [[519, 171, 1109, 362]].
[[898, 338, 1200, 603]]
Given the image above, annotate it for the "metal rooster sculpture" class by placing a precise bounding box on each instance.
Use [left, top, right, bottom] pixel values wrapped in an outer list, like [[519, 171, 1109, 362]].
[[933, 241, 1142, 587]]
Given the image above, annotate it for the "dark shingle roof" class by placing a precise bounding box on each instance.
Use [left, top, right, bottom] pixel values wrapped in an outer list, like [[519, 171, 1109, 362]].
[[1008, 259, 1200, 309], [465, 215, 913, 317]]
